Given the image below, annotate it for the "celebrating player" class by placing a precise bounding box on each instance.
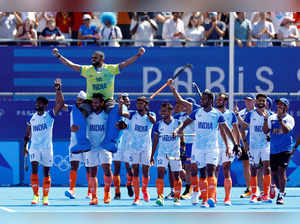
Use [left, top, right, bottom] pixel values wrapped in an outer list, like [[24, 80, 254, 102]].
[[241, 93, 273, 203], [215, 93, 240, 206], [24, 78, 64, 205], [52, 47, 145, 152], [168, 80, 197, 200], [64, 91, 92, 200], [263, 98, 295, 205], [112, 93, 134, 200], [127, 96, 156, 205], [151, 103, 182, 206], [175, 90, 236, 208], [234, 95, 255, 198]]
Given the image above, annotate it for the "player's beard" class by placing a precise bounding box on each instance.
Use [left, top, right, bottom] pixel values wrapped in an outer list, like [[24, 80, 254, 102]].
[[216, 103, 224, 109], [92, 61, 100, 67], [35, 106, 44, 112]]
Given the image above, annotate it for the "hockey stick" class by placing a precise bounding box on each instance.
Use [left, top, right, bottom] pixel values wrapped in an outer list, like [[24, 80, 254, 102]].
[[192, 82, 202, 98], [149, 64, 193, 100]]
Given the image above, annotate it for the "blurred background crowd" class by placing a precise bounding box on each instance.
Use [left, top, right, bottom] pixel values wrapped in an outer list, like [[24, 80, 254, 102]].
[[0, 11, 299, 47]]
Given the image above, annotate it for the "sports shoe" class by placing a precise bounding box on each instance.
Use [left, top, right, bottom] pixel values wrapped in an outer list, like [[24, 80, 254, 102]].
[[104, 191, 111, 204], [270, 185, 276, 199], [142, 190, 150, 202], [224, 200, 232, 206], [65, 190, 75, 199], [132, 197, 140, 206], [31, 194, 39, 205], [86, 193, 92, 199], [127, 185, 134, 197], [257, 192, 264, 202], [181, 192, 191, 200], [276, 193, 284, 205], [173, 198, 181, 206], [207, 198, 216, 208], [192, 191, 200, 205], [250, 195, 258, 203], [181, 185, 191, 200], [156, 195, 164, 206], [262, 195, 272, 203], [114, 193, 121, 200], [89, 197, 98, 205], [240, 188, 251, 198], [42, 196, 49, 206], [201, 201, 209, 208], [165, 191, 175, 200]]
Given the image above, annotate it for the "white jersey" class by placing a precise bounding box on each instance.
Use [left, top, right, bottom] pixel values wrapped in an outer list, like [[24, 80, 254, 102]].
[[244, 109, 271, 150], [86, 111, 108, 152], [218, 109, 237, 149], [189, 107, 225, 151], [128, 111, 156, 152], [153, 117, 181, 157], [27, 110, 55, 151], [174, 112, 195, 144]]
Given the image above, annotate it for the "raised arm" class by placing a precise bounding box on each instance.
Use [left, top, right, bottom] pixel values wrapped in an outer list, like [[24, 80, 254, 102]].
[[119, 47, 145, 70], [168, 79, 193, 114], [52, 48, 81, 72], [53, 78, 64, 115]]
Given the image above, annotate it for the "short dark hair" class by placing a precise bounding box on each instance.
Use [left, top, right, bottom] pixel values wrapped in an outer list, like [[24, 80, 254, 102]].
[[161, 103, 173, 111], [256, 93, 267, 100], [36, 96, 48, 105], [137, 96, 149, 104], [94, 51, 105, 59], [217, 92, 229, 101], [203, 89, 214, 102], [92, 93, 105, 102]]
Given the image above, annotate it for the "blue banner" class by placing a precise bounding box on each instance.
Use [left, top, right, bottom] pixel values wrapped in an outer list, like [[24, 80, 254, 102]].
[[0, 47, 299, 94]]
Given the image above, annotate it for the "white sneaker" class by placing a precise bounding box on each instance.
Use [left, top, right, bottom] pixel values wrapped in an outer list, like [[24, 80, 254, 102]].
[[201, 201, 209, 208], [192, 192, 200, 205]]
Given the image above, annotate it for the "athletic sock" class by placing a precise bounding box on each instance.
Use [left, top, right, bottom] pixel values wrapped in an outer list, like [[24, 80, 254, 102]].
[[224, 177, 232, 201], [43, 176, 51, 197], [207, 176, 217, 200], [191, 175, 199, 192], [104, 175, 113, 193], [132, 176, 140, 199], [31, 174, 39, 196], [113, 175, 121, 194], [174, 178, 182, 199], [156, 178, 164, 197], [199, 178, 208, 202], [69, 169, 77, 192], [126, 174, 133, 186], [142, 176, 150, 193], [89, 177, 98, 199], [263, 174, 271, 196], [250, 176, 257, 195]]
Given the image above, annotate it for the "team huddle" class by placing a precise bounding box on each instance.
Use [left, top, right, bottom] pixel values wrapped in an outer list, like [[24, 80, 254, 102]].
[[23, 48, 299, 207]]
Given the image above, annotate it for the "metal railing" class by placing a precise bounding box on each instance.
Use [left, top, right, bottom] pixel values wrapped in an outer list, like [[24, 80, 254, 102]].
[[0, 38, 299, 46]]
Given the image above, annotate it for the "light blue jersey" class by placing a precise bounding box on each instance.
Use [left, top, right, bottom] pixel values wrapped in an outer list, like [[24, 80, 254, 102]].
[[27, 110, 55, 151], [218, 109, 237, 149], [244, 109, 272, 150], [189, 107, 225, 151], [153, 118, 181, 157], [87, 111, 108, 152], [128, 111, 156, 152]]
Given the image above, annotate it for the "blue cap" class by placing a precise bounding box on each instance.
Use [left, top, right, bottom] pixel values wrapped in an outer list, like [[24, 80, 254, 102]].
[[244, 94, 255, 100], [275, 98, 289, 107], [266, 97, 273, 108]]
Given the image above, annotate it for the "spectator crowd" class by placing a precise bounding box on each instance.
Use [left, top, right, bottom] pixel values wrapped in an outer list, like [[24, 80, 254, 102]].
[[0, 11, 299, 47]]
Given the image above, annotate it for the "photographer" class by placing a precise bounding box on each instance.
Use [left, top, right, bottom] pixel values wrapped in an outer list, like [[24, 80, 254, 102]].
[[130, 12, 158, 47]]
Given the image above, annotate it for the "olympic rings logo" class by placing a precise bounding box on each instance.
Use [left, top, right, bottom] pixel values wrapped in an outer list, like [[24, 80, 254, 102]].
[[53, 154, 85, 172]]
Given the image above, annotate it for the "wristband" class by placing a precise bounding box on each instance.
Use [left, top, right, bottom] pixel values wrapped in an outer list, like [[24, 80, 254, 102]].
[[57, 54, 61, 59], [24, 136, 30, 141]]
